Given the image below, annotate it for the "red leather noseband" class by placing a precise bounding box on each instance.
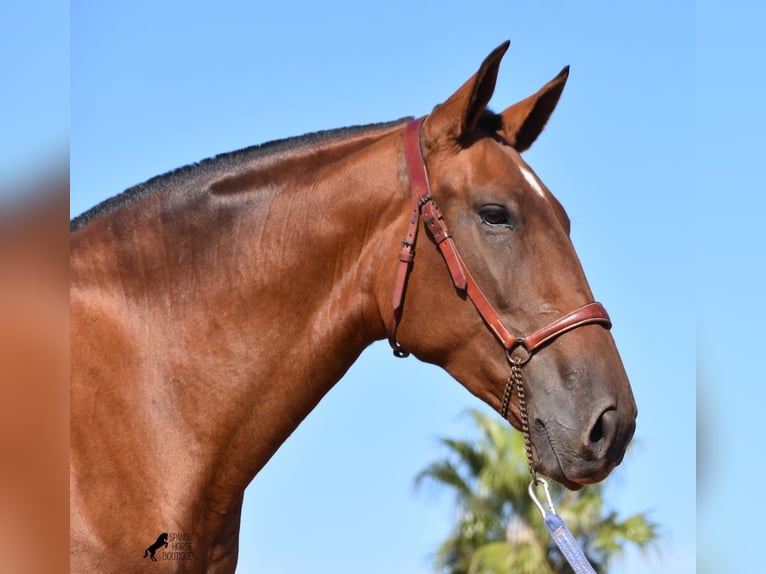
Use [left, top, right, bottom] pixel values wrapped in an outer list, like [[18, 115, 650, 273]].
[[388, 117, 612, 361]]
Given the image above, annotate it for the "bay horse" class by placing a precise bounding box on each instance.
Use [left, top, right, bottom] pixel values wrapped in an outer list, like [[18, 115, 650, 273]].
[[70, 42, 636, 573]]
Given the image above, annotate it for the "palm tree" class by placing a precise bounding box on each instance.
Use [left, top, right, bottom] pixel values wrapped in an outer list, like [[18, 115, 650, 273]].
[[414, 409, 659, 573]]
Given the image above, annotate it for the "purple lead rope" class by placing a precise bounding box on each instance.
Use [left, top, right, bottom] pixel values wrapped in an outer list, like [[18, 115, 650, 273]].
[[529, 478, 597, 574]]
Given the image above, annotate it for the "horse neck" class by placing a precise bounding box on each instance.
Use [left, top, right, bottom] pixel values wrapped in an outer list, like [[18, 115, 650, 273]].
[[71, 122, 407, 484]]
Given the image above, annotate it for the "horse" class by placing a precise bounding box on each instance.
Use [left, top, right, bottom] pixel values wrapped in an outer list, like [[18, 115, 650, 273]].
[[70, 41, 637, 573], [144, 533, 169, 562]]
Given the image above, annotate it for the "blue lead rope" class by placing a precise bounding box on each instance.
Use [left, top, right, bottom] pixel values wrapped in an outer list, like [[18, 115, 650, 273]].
[[529, 478, 597, 574], [543, 512, 596, 574]]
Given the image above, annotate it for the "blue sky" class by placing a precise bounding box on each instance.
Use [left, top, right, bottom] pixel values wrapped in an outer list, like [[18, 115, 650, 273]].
[[0, 1, 68, 192], [68, 2, 706, 572], [696, 2, 766, 572]]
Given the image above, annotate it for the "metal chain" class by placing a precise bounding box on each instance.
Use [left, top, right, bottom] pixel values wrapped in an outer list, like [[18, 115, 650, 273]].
[[511, 360, 537, 478], [511, 360, 596, 574], [500, 370, 514, 421]]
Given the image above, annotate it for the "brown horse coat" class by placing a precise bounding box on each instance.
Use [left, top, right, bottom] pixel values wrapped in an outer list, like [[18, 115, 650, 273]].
[[70, 43, 635, 572]]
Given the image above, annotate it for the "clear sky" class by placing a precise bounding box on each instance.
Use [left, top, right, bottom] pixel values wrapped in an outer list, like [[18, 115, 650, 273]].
[[696, 2, 766, 572], [67, 2, 706, 572]]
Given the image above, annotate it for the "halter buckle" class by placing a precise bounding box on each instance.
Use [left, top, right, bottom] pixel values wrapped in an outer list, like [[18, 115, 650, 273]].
[[392, 342, 410, 359]]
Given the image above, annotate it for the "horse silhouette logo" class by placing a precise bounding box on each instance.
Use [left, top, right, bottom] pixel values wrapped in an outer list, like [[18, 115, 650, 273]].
[[143, 532, 168, 561]]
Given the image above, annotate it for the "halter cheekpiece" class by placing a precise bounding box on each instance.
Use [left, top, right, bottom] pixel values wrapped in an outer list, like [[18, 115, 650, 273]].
[[387, 117, 613, 424]]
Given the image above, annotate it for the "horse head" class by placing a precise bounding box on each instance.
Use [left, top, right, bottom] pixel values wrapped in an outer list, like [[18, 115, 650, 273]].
[[388, 42, 637, 489]]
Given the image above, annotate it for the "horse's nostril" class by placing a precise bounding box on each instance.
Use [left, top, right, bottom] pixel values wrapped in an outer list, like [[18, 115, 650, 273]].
[[589, 414, 605, 444], [589, 407, 617, 447]]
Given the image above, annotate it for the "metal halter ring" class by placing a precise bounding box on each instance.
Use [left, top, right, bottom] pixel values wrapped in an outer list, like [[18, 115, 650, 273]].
[[505, 342, 532, 366]]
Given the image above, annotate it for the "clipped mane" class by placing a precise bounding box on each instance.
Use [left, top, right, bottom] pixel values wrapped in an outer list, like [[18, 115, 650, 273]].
[[70, 118, 411, 232]]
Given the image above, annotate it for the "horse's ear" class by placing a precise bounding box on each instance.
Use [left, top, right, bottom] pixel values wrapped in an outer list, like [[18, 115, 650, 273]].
[[422, 41, 510, 147], [501, 66, 569, 153]]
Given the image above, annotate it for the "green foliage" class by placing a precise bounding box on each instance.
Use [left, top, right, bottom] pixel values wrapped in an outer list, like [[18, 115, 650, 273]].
[[414, 409, 660, 573]]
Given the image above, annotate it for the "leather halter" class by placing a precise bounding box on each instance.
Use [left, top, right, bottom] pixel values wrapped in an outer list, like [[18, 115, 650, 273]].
[[387, 117, 612, 363]]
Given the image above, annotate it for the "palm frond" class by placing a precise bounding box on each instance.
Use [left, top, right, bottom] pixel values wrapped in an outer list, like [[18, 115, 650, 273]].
[[414, 460, 473, 503], [415, 409, 662, 573]]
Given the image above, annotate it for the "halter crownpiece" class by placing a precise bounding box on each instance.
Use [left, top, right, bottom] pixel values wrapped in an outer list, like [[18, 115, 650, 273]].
[[388, 116, 612, 362]]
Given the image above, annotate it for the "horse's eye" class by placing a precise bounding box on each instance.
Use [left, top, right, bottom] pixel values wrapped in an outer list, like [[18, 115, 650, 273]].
[[479, 206, 512, 228]]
